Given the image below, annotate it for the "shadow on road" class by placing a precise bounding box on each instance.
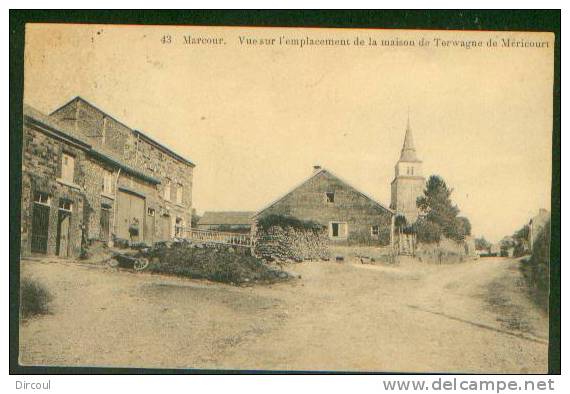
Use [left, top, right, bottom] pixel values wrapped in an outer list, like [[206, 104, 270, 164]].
[[406, 304, 548, 345]]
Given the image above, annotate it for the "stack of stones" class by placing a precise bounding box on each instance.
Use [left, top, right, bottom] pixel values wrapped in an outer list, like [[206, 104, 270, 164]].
[[254, 226, 330, 262]]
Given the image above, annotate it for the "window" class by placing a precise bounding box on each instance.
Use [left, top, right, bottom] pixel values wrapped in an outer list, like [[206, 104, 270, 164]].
[[58, 199, 73, 212], [61, 152, 75, 183], [147, 208, 155, 216], [176, 184, 183, 205], [371, 225, 380, 236], [33, 192, 50, 205], [326, 192, 335, 203], [102, 169, 114, 195], [410, 167, 414, 176], [164, 180, 171, 201], [329, 221, 348, 239]]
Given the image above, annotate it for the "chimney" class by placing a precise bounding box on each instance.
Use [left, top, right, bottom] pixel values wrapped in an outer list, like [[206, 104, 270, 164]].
[[313, 165, 322, 173]]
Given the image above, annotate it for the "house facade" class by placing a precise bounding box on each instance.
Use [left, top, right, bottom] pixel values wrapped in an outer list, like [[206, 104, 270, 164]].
[[528, 208, 550, 251], [254, 167, 394, 246], [21, 98, 195, 258]]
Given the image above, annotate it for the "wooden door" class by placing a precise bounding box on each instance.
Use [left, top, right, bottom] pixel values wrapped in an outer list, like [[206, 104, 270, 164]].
[[116, 190, 145, 242], [100, 208, 111, 242], [31, 204, 50, 254], [57, 211, 71, 257]]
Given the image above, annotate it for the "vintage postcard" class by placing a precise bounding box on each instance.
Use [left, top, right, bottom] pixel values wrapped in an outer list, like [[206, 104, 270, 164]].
[[18, 23, 554, 373]]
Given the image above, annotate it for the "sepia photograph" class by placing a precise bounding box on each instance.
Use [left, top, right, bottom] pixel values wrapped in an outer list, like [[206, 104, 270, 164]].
[[13, 18, 557, 374]]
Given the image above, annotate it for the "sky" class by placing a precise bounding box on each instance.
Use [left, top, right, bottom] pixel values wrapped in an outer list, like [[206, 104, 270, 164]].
[[23, 24, 554, 242]]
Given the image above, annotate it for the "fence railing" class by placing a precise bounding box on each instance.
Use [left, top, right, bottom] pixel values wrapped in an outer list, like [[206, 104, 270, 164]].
[[183, 228, 253, 248]]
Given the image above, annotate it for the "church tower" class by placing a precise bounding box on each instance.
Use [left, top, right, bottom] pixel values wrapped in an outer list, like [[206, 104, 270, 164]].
[[390, 117, 425, 223]]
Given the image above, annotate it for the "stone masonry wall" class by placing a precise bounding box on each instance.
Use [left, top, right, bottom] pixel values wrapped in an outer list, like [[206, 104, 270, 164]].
[[260, 171, 392, 246], [125, 134, 194, 229], [21, 123, 88, 257], [254, 225, 330, 262], [51, 98, 194, 230]]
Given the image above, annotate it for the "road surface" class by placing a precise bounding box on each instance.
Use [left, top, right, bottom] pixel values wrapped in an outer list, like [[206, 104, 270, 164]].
[[19, 256, 548, 372]]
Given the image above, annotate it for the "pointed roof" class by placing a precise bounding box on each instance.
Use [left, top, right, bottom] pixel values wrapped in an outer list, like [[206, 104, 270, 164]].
[[50, 96, 195, 167], [399, 117, 421, 163], [24, 104, 161, 184], [253, 167, 394, 217]]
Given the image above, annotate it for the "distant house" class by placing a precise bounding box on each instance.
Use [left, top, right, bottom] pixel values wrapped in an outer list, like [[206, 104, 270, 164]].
[[528, 208, 550, 251], [197, 211, 255, 233], [253, 166, 394, 246]]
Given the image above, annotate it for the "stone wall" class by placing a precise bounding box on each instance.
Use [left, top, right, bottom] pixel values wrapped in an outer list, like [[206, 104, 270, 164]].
[[80, 156, 114, 241], [415, 237, 476, 264], [126, 134, 194, 228], [51, 97, 194, 230], [21, 123, 88, 257], [22, 100, 194, 258], [259, 170, 392, 246], [253, 226, 330, 262], [51, 98, 130, 155]]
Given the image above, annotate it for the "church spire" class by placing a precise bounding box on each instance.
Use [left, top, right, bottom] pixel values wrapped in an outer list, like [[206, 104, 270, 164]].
[[399, 115, 419, 162]]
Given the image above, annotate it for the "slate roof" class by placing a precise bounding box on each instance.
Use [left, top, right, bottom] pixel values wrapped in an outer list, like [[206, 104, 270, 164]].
[[254, 167, 394, 217], [399, 122, 421, 163], [51, 96, 195, 167], [23, 104, 161, 184], [198, 211, 256, 226]]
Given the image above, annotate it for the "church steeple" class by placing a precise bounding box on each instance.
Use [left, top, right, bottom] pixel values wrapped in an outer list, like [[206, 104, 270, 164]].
[[399, 116, 420, 162], [390, 115, 425, 222]]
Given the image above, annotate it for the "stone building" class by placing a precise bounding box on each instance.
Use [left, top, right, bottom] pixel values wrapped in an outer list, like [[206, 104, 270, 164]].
[[21, 98, 195, 258], [390, 119, 425, 223], [197, 211, 255, 233], [253, 167, 394, 246]]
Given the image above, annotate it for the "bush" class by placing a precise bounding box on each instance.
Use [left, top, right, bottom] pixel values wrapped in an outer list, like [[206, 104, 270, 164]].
[[520, 219, 550, 310], [413, 218, 442, 244], [20, 278, 52, 318], [147, 244, 289, 285], [257, 214, 322, 232]]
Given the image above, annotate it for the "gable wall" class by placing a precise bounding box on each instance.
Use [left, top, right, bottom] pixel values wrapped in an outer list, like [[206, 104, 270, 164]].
[[259, 172, 393, 246], [51, 99, 194, 231]]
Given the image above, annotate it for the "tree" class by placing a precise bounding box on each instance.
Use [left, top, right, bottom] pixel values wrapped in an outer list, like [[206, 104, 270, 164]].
[[514, 225, 530, 242], [453, 216, 472, 241], [394, 214, 407, 230], [512, 224, 531, 256], [416, 175, 465, 241], [413, 217, 442, 244], [474, 237, 491, 251], [191, 209, 201, 228]]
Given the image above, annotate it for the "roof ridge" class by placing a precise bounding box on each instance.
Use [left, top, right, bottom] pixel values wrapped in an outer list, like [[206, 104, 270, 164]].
[[254, 167, 393, 217], [51, 96, 195, 166]]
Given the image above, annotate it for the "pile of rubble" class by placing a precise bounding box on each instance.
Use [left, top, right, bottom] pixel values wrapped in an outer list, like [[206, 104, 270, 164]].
[[254, 225, 330, 262]]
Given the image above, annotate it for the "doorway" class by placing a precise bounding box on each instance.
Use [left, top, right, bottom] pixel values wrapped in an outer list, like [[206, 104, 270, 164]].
[[116, 189, 145, 242], [100, 205, 111, 243], [31, 197, 50, 254], [56, 200, 73, 257], [145, 208, 156, 245]]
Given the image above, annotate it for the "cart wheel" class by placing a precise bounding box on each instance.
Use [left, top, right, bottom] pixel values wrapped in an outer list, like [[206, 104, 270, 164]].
[[108, 258, 119, 268], [134, 258, 149, 271]]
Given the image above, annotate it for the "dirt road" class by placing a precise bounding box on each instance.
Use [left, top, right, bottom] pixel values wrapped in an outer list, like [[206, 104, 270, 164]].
[[19, 257, 548, 372]]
